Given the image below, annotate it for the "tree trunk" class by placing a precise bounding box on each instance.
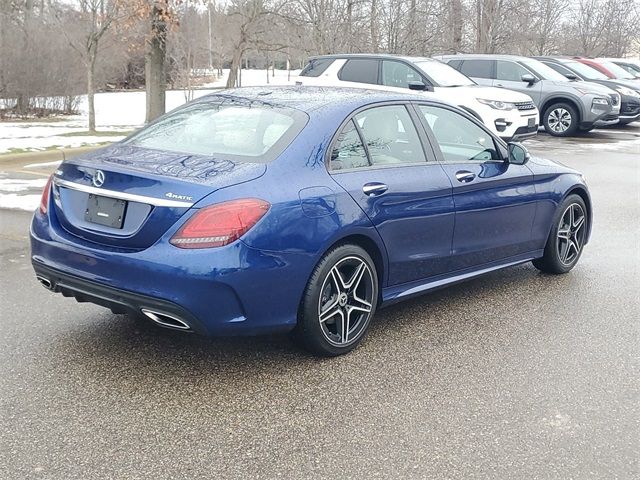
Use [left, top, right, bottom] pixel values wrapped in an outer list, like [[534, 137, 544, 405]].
[[87, 40, 98, 133], [226, 47, 243, 88], [370, 0, 378, 53], [451, 0, 463, 53], [145, 3, 167, 123]]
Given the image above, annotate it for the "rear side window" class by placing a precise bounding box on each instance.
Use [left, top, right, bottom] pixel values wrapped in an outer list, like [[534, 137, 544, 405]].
[[124, 99, 307, 163], [300, 58, 333, 77], [330, 120, 369, 170], [338, 59, 379, 85], [459, 60, 494, 79]]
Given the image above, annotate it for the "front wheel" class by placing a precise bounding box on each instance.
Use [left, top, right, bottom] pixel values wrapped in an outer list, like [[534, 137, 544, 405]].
[[533, 194, 588, 274], [294, 244, 378, 356], [543, 102, 579, 137]]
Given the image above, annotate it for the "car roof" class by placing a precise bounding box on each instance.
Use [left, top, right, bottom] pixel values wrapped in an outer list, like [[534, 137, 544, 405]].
[[534, 56, 578, 64], [197, 86, 445, 113], [309, 53, 436, 64], [436, 54, 532, 62]]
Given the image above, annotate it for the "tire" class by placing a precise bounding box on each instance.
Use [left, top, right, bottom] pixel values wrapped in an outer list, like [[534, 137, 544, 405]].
[[294, 244, 379, 356], [533, 194, 588, 274], [543, 102, 579, 137]]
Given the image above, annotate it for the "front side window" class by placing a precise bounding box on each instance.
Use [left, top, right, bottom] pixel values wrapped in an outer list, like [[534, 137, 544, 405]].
[[125, 99, 306, 162], [496, 61, 532, 82], [459, 59, 494, 79], [382, 61, 423, 89], [355, 105, 426, 165], [330, 120, 369, 170], [338, 59, 379, 84], [417, 105, 500, 162]]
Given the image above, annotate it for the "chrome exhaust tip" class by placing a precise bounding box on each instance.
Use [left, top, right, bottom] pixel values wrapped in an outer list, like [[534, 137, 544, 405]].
[[36, 275, 53, 290], [141, 309, 191, 330]]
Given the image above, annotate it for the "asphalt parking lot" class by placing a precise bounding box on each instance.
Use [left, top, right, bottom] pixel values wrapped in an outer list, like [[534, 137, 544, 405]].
[[1, 126, 639, 479]]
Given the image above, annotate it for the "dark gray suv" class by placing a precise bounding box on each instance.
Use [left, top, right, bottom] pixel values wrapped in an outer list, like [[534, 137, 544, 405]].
[[436, 54, 621, 137]]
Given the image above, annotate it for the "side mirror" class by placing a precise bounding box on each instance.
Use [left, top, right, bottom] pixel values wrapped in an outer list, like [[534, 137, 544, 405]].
[[565, 73, 578, 81], [507, 142, 530, 165], [408, 81, 433, 92], [521, 74, 537, 85]]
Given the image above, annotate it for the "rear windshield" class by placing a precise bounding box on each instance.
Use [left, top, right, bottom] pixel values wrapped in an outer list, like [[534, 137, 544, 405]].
[[124, 97, 308, 163]]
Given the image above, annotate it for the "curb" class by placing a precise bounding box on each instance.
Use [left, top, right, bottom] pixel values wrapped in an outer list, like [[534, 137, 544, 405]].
[[0, 145, 101, 164]]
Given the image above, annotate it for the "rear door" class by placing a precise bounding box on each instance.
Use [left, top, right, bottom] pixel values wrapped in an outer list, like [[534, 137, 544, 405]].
[[328, 103, 455, 286], [495, 60, 543, 103], [414, 103, 537, 270]]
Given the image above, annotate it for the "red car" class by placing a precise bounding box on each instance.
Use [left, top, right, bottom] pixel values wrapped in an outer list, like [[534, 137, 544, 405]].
[[574, 57, 640, 82]]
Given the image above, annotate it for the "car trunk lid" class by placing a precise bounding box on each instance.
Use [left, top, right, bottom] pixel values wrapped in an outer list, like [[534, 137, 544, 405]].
[[51, 145, 266, 249]]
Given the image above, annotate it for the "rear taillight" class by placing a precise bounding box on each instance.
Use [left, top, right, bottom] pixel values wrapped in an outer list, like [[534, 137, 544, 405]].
[[39, 175, 53, 215], [170, 198, 270, 249]]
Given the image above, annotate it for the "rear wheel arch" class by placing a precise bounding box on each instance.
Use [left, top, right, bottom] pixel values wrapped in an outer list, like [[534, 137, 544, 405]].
[[320, 234, 387, 293]]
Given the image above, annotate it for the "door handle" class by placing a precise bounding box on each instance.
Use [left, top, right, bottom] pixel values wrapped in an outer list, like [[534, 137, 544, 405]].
[[362, 182, 388, 196], [455, 171, 476, 183]]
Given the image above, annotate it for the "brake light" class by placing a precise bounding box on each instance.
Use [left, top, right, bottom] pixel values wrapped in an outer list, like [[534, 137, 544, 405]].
[[170, 198, 270, 249], [39, 175, 53, 215]]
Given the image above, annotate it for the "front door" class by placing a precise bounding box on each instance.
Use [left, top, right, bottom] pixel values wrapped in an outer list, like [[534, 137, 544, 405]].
[[414, 103, 537, 271], [495, 60, 544, 103], [328, 104, 455, 285]]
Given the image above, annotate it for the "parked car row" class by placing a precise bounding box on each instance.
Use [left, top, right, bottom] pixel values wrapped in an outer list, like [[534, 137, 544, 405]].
[[297, 53, 640, 138]]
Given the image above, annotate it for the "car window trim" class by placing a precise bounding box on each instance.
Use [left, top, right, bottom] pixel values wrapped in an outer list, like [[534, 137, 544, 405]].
[[325, 101, 437, 173], [410, 101, 508, 165]]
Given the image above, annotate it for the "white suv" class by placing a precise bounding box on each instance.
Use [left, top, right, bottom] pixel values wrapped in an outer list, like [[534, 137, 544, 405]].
[[297, 54, 540, 141]]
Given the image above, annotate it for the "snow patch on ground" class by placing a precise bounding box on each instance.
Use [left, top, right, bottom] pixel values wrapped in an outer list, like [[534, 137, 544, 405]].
[[0, 69, 302, 154], [579, 136, 640, 150], [0, 193, 40, 211], [0, 177, 48, 192], [24, 160, 63, 169]]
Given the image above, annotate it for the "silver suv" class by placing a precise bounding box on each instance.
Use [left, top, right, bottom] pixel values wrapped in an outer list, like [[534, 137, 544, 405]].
[[436, 54, 621, 137]]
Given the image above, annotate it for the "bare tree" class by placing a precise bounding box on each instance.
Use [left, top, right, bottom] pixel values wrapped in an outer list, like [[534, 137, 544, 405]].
[[55, 0, 121, 132]]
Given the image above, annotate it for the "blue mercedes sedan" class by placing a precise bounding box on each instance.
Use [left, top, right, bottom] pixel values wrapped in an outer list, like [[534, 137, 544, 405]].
[[31, 87, 591, 356]]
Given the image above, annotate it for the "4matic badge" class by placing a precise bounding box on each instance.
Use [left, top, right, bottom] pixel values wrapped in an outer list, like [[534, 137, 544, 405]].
[[165, 192, 193, 201]]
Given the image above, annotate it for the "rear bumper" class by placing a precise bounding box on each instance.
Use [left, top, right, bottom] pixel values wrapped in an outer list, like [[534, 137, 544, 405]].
[[30, 209, 311, 336], [32, 262, 208, 334]]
